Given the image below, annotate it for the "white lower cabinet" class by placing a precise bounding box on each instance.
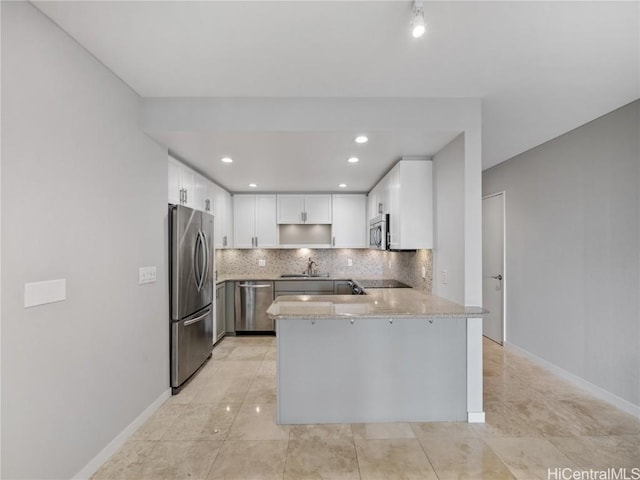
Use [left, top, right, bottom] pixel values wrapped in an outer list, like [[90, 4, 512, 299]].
[[332, 194, 367, 248]]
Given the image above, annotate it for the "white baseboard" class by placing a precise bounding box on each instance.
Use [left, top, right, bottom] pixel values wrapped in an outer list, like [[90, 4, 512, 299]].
[[505, 342, 640, 419], [72, 388, 172, 480], [468, 411, 486, 423]]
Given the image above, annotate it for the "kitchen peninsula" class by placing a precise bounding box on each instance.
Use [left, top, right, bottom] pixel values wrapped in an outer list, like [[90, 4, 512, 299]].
[[267, 288, 487, 425]]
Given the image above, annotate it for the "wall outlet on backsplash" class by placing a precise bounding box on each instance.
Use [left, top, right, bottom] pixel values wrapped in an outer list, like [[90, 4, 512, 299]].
[[388, 260, 392, 269], [347, 258, 353, 267], [258, 259, 266, 267], [421, 266, 426, 279]]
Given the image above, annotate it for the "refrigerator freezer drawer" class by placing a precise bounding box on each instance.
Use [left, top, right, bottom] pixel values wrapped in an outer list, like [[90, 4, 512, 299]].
[[171, 306, 213, 389]]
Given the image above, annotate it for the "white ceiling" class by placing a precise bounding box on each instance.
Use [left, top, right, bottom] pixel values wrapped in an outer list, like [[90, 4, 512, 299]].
[[34, 1, 639, 190]]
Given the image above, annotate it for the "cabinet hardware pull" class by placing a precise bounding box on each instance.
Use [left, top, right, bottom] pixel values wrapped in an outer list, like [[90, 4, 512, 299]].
[[350, 319, 355, 325], [332, 236, 336, 247]]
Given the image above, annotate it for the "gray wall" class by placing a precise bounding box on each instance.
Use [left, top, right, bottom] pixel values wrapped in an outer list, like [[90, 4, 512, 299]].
[[1, 3, 169, 478], [433, 134, 465, 304], [483, 101, 639, 407]]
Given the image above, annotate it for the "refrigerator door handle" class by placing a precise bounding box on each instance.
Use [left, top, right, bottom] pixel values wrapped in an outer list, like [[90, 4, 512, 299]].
[[193, 231, 201, 291], [198, 230, 207, 289], [184, 308, 211, 326]]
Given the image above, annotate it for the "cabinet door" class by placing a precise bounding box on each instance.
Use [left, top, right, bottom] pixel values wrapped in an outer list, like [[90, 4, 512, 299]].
[[180, 167, 196, 208], [387, 164, 401, 249], [212, 184, 224, 248], [168, 157, 181, 205], [277, 194, 305, 224], [222, 190, 233, 248], [193, 173, 208, 212], [334, 281, 352, 294], [255, 194, 278, 247], [332, 194, 366, 248], [304, 194, 332, 224], [233, 194, 256, 248], [215, 284, 226, 342]]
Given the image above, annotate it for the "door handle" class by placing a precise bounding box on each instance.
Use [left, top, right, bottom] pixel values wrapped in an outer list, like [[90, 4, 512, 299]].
[[237, 284, 272, 288], [199, 231, 208, 288], [184, 309, 211, 326], [491, 274, 503, 281], [193, 232, 202, 290]]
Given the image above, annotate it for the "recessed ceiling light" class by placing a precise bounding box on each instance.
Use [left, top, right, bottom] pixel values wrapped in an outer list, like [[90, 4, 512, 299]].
[[411, 0, 426, 38], [248, 183, 257, 188], [339, 183, 347, 188], [348, 157, 359, 163], [355, 135, 368, 144], [221, 157, 233, 163]]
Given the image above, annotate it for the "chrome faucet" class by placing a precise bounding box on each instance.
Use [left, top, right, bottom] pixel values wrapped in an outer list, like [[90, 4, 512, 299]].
[[306, 257, 318, 276]]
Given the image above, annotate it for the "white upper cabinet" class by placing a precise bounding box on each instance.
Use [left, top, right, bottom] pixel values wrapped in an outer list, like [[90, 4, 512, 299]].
[[277, 194, 332, 224], [304, 195, 332, 223], [168, 158, 233, 248], [168, 155, 195, 208], [213, 185, 233, 249], [168, 158, 181, 205], [367, 179, 389, 222], [234, 194, 278, 248], [277, 195, 305, 223], [332, 194, 367, 248], [387, 160, 433, 250], [193, 173, 210, 213]]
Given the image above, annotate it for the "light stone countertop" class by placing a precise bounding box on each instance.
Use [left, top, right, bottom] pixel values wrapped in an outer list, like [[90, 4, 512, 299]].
[[266, 288, 488, 319], [216, 274, 355, 284]]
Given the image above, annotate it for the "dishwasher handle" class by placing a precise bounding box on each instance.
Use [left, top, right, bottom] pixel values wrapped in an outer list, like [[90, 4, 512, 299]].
[[237, 283, 272, 288]]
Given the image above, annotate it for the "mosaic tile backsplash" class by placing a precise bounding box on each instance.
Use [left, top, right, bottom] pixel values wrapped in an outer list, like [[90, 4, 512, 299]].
[[216, 248, 432, 292]]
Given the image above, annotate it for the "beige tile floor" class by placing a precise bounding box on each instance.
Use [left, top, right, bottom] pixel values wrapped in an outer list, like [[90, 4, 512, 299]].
[[93, 336, 640, 480]]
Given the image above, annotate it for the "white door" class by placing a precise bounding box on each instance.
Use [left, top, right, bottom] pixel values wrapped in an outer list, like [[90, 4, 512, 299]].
[[482, 192, 505, 344], [277, 195, 305, 224], [304, 194, 332, 224], [233, 194, 256, 248], [332, 194, 366, 248], [168, 158, 181, 205], [255, 194, 278, 247]]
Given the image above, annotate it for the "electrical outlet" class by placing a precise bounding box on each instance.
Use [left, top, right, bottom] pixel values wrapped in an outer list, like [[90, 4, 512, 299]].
[[347, 258, 353, 267], [388, 260, 392, 269], [139, 266, 157, 285], [441, 270, 448, 285], [258, 259, 266, 267], [421, 266, 426, 279]]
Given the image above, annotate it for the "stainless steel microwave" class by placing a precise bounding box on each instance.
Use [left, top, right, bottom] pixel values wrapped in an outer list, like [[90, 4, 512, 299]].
[[369, 214, 389, 250]]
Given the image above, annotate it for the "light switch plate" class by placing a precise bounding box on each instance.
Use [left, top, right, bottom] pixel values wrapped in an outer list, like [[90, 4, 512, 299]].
[[347, 258, 353, 267], [139, 266, 157, 284], [441, 270, 448, 285], [258, 259, 266, 267], [24, 279, 66, 308], [421, 266, 426, 279]]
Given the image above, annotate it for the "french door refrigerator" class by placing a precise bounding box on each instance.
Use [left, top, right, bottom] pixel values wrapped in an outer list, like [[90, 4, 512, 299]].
[[169, 204, 214, 392]]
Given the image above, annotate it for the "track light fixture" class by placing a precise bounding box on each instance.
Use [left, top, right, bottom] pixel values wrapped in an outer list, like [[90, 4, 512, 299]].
[[411, 0, 426, 38]]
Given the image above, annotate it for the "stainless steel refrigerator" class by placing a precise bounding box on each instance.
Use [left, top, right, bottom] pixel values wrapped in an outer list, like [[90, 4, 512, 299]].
[[169, 204, 214, 392]]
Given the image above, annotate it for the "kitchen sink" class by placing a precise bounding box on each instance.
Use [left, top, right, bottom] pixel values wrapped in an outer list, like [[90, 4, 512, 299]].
[[280, 273, 331, 278]]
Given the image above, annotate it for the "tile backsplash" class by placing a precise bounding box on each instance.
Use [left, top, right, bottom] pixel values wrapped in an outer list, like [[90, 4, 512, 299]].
[[216, 248, 432, 292]]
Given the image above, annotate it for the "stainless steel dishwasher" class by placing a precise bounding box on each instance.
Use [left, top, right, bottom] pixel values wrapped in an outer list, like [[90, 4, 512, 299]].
[[235, 281, 275, 333]]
